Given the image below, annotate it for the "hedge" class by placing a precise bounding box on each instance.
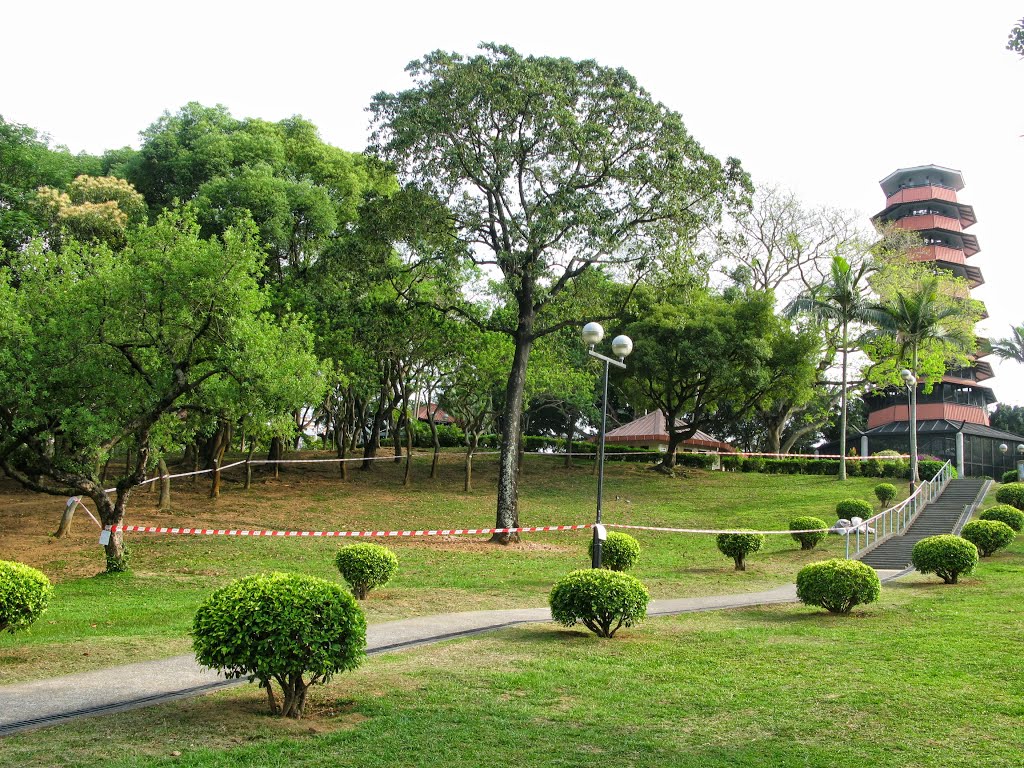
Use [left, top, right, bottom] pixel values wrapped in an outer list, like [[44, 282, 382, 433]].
[[995, 483, 1024, 511], [796, 559, 880, 614]]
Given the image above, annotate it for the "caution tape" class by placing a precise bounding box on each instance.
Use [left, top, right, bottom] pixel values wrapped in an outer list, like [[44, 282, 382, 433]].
[[105, 523, 593, 538], [605, 523, 832, 535]]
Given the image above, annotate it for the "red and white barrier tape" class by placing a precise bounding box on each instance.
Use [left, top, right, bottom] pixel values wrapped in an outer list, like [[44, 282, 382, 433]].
[[104, 523, 592, 538], [605, 523, 831, 535]]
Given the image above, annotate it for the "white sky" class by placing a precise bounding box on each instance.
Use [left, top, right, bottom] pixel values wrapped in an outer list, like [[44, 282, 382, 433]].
[[5, 0, 1024, 404]]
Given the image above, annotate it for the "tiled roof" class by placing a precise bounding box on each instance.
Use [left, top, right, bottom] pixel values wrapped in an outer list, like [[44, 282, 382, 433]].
[[604, 411, 734, 452]]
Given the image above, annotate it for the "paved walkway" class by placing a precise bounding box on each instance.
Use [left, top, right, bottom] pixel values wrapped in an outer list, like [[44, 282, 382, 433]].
[[0, 571, 904, 735]]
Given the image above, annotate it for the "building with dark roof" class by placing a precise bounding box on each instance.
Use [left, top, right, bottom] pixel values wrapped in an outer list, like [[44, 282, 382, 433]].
[[604, 410, 734, 454]]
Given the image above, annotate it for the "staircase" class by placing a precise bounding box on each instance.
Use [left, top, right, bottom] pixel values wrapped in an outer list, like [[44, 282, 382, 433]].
[[858, 478, 987, 570]]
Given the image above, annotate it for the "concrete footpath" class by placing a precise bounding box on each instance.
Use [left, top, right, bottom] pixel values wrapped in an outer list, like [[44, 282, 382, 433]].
[[0, 572, 903, 736]]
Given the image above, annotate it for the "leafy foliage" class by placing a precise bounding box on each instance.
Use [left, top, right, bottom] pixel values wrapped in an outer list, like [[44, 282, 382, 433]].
[[715, 532, 765, 571], [334, 543, 399, 599], [874, 483, 897, 508], [796, 559, 880, 614], [0, 560, 53, 634], [979, 505, 1024, 533], [911, 535, 979, 584], [549, 569, 649, 639], [1002, 470, 1019, 485], [192, 573, 366, 718], [588, 531, 641, 571], [995, 483, 1024, 511], [961, 520, 1016, 557], [788, 517, 828, 550], [835, 499, 874, 519]]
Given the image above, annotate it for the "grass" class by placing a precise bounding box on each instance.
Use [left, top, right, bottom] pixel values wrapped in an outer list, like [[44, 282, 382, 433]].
[[2, 537, 1022, 767], [0, 454, 887, 683]]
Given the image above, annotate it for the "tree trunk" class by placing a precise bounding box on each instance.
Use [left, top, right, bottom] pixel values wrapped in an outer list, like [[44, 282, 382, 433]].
[[54, 497, 77, 538], [464, 437, 479, 493], [243, 447, 254, 491], [564, 410, 575, 468], [268, 436, 283, 479], [158, 457, 171, 510], [428, 412, 441, 479], [734, 555, 746, 571], [335, 414, 349, 481], [210, 459, 221, 499], [493, 322, 533, 544], [403, 405, 414, 487], [838, 320, 849, 481]]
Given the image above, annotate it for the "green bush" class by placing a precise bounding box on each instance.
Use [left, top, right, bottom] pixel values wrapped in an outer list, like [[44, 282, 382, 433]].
[[961, 519, 1016, 557], [588, 531, 641, 571], [918, 460, 947, 481], [861, 458, 882, 477], [720, 455, 743, 471], [335, 543, 399, 599], [979, 505, 1024, 532], [549, 569, 649, 638], [192, 572, 366, 718], [995, 482, 1024, 510], [844, 460, 862, 477], [676, 452, 717, 470], [0, 561, 54, 634], [795, 559, 880, 614], [1001, 469, 1019, 484], [836, 499, 874, 519], [911, 535, 979, 584], [716, 532, 765, 571], [874, 483, 898, 508], [789, 516, 828, 550], [741, 456, 765, 473]]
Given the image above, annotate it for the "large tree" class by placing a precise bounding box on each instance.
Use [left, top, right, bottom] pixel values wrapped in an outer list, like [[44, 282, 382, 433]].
[[0, 210, 321, 569], [369, 43, 748, 539]]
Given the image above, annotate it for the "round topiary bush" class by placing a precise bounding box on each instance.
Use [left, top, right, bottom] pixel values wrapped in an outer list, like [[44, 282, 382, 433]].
[[588, 531, 641, 571], [995, 482, 1024, 511], [192, 572, 366, 718], [1001, 469, 1019, 485], [795, 559, 881, 614], [979, 505, 1024, 532], [789, 517, 828, 550], [0, 561, 54, 634], [836, 499, 874, 519], [911, 535, 979, 584], [335, 543, 399, 599], [961, 519, 1016, 557], [716, 532, 765, 571], [874, 483, 898, 508], [549, 569, 649, 638]]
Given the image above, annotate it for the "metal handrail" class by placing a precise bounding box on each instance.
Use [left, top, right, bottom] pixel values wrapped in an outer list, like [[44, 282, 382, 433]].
[[845, 460, 954, 558]]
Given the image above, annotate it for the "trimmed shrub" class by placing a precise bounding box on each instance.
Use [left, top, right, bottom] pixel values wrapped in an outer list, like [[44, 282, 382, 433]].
[[918, 460, 946, 481], [795, 559, 881, 614], [789, 516, 828, 550], [1002, 469, 1019, 485], [0, 561, 54, 634], [335, 543, 398, 599], [961, 519, 1016, 557], [192, 572, 366, 718], [911, 535, 978, 584], [995, 482, 1024, 511], [741, 456, 765, 473], [861, 458, 882, 477], [874, 483, 898, 508], [844, 460, 862, 477], [676, 452, 717, 469], [979, 505, 1024, 532], [836, 499, 874, 519], [721, 455, 743, 471], [588, 531, 641, 571], [549, 569, 649, 638], [716, 532, 765, 571]]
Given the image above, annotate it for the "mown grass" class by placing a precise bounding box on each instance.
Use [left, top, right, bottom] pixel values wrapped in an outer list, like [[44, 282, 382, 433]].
[[2, 535, 1021, 767], [1, 454, 887, 682]]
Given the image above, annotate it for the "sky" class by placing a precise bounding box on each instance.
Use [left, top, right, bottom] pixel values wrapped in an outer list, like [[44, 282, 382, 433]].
[[4, 0, 1024, 403]]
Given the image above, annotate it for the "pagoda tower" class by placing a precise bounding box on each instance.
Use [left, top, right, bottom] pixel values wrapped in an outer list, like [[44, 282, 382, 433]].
[[865, 164, 995, 431]]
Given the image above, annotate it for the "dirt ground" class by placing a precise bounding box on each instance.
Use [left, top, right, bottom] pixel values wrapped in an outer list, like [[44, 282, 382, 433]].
[[0, 452, 579, 581]]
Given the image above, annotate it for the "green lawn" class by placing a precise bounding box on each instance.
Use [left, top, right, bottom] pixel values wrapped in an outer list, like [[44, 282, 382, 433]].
[[1, 457, 886, 683], [2, 534, 1021, 767]]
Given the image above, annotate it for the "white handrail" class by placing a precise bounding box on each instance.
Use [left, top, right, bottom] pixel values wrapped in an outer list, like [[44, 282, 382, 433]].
[[845, 460, 954, 559]]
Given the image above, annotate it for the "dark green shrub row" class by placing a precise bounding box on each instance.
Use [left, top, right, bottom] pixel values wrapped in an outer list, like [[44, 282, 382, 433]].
[[1001, 469, 1019, 485]]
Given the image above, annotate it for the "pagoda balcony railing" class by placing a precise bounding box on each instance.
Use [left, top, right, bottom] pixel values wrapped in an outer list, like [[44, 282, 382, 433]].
[[893, 214, 962, 233]]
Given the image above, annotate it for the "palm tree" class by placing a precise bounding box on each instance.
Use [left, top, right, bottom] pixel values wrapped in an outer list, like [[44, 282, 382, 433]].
[[787, 255, 875, 480], [989, 325, 1024, 365], [865, 275, 977, 486]]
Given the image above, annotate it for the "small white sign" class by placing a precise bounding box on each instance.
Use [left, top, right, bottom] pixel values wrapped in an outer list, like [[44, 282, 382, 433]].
[[98, 530, 111, 546], [594, 523, 607, 541]]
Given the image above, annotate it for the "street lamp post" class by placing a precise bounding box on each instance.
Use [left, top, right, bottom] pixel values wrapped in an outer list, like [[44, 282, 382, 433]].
[[900, 368, 918, 494], [582, 322, 633, 569], [1000, 443, 1009, 477]]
